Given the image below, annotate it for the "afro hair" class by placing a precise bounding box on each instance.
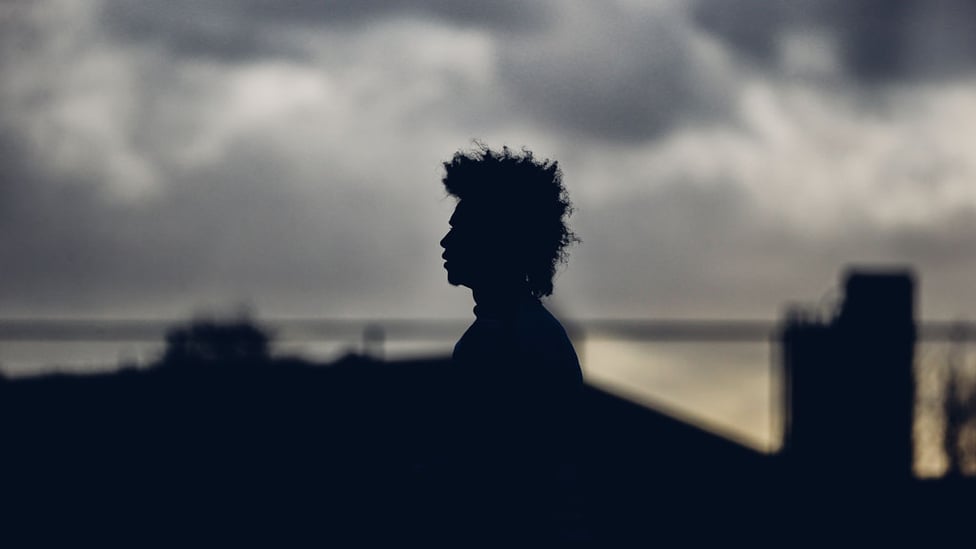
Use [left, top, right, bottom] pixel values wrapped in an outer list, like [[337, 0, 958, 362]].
[[442, 145, 578, 297]]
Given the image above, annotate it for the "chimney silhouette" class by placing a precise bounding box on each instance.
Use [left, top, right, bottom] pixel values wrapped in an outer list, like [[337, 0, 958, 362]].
[[782, 269, 916, 484]]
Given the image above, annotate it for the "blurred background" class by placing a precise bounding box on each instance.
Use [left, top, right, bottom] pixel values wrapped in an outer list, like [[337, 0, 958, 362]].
[[2, 1, 975, 475]]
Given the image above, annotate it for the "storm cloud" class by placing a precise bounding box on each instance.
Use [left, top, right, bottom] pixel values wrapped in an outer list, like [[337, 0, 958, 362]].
[[498, 2, 734, 141], [99, 0, 550, 61], [1, 0, 975, 328], [693, 0, 976, 80]]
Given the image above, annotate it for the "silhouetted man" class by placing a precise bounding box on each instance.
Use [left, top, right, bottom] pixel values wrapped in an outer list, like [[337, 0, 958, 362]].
[[438, 145, 584, 542]]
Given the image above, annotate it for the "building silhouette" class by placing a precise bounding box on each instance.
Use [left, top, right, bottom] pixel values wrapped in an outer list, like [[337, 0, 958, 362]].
[[782, 271, 916, 484]]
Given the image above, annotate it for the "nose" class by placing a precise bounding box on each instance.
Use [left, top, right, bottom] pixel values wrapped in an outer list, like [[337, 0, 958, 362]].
[[440, 229, 452, 250]]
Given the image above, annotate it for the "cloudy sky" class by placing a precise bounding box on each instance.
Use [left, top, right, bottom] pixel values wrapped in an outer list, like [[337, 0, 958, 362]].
[[5, 0, 976, 457], [2, 0, 976, 323]]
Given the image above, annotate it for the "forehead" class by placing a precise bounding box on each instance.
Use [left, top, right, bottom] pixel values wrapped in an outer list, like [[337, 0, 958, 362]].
[[449, 200, 479, 226], [449, 200, 518, 238]]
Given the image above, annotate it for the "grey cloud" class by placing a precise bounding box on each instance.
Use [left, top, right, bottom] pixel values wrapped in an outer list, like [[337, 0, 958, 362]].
[[100, 1, 735, 144], [0, 1, 495, 318], [0, 122, 434, 317], [0, 32, 438, 318], [4, 0, 975, 329], [565, 179, 797, 317], [101, 0, 549, 61], [562, 177, 976, 320], [835, 0, 976, 80], [692, 0, 976, 80], [498, 4, 733, 142], [234, 0, 547, 29], [100, 3, 278, 62], [690, 0, 807, 63], [885, 209, 976, 270], [0, 132, 213, 312]]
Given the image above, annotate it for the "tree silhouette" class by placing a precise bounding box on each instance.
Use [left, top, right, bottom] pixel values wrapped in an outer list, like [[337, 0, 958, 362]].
[[942, 329, 976, 477], [161, 318, 271, 367]]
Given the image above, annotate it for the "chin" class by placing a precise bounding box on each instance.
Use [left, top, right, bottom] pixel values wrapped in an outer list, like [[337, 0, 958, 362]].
[[446, 270, 470, 288]]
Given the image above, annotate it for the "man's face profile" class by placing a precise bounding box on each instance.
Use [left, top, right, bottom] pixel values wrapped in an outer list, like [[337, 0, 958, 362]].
[[440, 201, 476, 288], [440, 200, 510, 290]]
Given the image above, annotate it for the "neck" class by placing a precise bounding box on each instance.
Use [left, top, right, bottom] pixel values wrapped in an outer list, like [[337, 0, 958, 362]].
[[471, 283, 533, 318]]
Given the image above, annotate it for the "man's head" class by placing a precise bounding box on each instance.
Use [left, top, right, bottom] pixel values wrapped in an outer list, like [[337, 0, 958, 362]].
[[439, 145, 578, 297]]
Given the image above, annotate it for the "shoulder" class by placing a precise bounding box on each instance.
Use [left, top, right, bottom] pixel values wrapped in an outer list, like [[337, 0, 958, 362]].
[[514, 300, 580, 368]]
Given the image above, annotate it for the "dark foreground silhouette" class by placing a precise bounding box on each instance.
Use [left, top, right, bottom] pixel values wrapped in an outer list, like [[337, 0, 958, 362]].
[[0, 313, 973, 545], [0, 325, 769, 546]]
